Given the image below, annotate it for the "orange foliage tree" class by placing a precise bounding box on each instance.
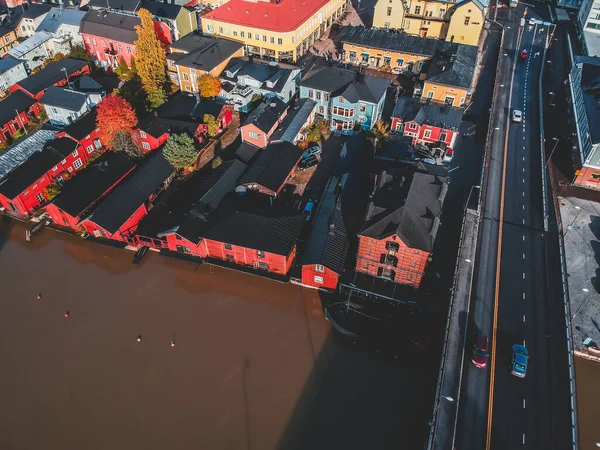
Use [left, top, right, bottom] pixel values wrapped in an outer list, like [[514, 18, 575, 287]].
[[198, 74, 221, 98], [96, 94, 138, 150]]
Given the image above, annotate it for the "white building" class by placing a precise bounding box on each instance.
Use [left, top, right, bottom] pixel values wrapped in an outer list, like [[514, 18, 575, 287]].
[[0, 55, 28, 93], [16, 3, 53, 38], [37, 7, 87, 56], [8, 31, 53, 71], [579, 0, 600, 56]]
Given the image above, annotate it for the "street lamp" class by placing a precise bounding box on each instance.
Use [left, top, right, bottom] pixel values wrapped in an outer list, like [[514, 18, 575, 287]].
[[546, 137, 559, 168], [428, 395, 454, 426]]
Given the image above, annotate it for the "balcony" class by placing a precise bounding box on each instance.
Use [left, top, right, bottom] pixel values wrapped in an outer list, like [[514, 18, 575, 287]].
[[231, 84, 253, 97], [385, 241, 400, 253], [104, 47, 118, 55], [380, 254, 398, 267]]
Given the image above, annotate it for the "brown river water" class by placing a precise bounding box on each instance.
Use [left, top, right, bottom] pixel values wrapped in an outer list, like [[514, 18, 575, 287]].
[[0, 220, 436, 450]]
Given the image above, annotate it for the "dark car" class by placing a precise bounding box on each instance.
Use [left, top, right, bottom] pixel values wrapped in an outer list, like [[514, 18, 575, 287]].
[[298, 155, 318, 170], [511, 344, 528, 378], [471, 335, 488, 369], [302, 145, 322, 159]]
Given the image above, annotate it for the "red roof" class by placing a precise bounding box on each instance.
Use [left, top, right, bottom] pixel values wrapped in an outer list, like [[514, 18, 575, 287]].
[[203, 0, 330, 33]]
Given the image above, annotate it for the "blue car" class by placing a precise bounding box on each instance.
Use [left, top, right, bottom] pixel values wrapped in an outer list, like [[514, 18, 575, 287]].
[[302, 146, 322, 160], [511, 344, 528, 378]]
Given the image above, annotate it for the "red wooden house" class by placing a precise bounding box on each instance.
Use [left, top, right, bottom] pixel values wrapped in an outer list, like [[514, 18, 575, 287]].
[[10, 58, 91, 101], [355, 165, 449, 288], [46, 152, 137, 229], [300, 174, 349, 291], [0, 137, 99, 217], [80, 10, 141, 69], [238, 141, 304, 197], [240, 98, 287, 148], [59, 108, 102, 153], [80, 149, 176, 240], [0, 90, 37, 143], [195, 192, 305, 276], [391, 97, 463, 151]]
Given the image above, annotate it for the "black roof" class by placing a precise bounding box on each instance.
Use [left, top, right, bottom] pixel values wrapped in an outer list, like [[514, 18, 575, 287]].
[[424, 43, 478, 89], [392, 97, 463, 130], [175, 159, 247, 243], [52, 151, 137, 218], [300, 174, 350, 274], [71, 75, 104, 94], [80, 10, 140, 45], [154, 93, 224, 121], [22, 3, 53, 19], [360, 165, 449, 252], [40, 86, 88, 111], [167, 34, 243, 72], [220, 57, 299, 96], [0, 11, 23, 35], [239, 141, 303, 193], [235, 141, 260, 164], [242, 97, 287, 133], [301, 65, 389, 104], [62, 108, 98, 140], [87, 149, 175, 233], [0, 137, 77, 199], [17, 58, 88, 96], [87, 0, 141, 13], [0, 90, 35, 126], [192, 99, 226, 120], [141, 116, 201, 138], [198, 192, 305, 256], [140, 1, 181, 19]]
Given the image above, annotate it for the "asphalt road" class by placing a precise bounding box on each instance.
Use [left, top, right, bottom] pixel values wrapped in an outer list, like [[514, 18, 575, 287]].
[[456, 4, 572, 449]]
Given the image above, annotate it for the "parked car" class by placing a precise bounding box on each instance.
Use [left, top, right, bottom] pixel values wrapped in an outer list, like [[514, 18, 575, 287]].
[[298, 155, 318, 170], [303, 202, 315, 221], [471, 335, 488, 369], [512, 109, 523, 122], [443, 149, 454, 162], [302, 146, 322, 159], [511, 344, 529, 378]]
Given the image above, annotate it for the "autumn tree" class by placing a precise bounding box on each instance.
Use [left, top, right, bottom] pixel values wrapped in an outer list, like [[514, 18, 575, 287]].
[[163, 133, 198, 169], [112, 131, 143, 159], [115, 56, 132, 80], [372, 120, 389, 148], [134, 8, 167, 110], [44, 52, 66, 67], [198, 74, 221, 98], [68, 44, 91, 61], [203, 114, 219, 137], [96, 94, 138, 150]]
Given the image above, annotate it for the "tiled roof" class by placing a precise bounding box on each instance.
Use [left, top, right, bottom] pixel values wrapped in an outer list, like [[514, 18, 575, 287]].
[[392, 97, 463, 130], [360, 164, 449, 252], [80, 10, 140, 45], [239, 140, 303, 193], [242, 97, 287, 133], [271, 98, 316, 143], [0, 137, 78, 199], [198, 192, 305, 256], [424, 43, 478, 89], [16, 58, 88, 96], [40, 86, 88, 111], [301, 65, 389, 104], [203, 0, 330, 33], [300, 173, 349, 274], [37, 7, 87, 33], [62, 108, 98, 141], [0, 89, 35, 126], [167, 34, 243, 72], [52, 151, 137, 218], [87, 149, 175, 233], [0, 127, 58, 180], [0, 55, 24, 74]]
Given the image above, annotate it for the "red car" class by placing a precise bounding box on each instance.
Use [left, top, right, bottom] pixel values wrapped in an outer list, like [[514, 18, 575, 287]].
[[520, 49, 528, 60], [471, 335, 488, 369]]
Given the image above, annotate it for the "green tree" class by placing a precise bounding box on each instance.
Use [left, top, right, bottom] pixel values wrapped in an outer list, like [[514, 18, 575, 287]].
[[306, 123, 321, 142], [163, 133, 198, 169], [203, 114, 219, 137], [372, 120, 389, 148], [112, 130, 143, 159], [212, 156, 223, 169], [134, 8, 167, 108], [68, 44, 91, 62], [44, 183, 62, 201]]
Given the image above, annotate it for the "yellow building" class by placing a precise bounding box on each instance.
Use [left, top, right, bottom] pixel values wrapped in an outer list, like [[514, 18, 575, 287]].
[[200, 0, 347, 62], [341, 27, 478, 107], [372, 0, 486, 44]]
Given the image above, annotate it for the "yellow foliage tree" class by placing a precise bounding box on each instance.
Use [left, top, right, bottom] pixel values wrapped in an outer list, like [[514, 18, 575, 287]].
[[198, 74, 221, 98], [134, 8, 167, 109]]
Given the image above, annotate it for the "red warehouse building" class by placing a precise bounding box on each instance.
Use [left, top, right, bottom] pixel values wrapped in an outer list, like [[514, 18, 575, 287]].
[[196, 192, 306, 276], [238, 140, 304, 197], [300, 173, 350, 290], [80, 10, 141, 69], [80, 149, 176, 240], [355, 164, 449, 288], [0, 137, 99, 217], [46, 152, 137, 229], [0, 90, 37, 143], [10, 58, 90, 100], [59, 108, 102, 153], [240, 98, 288, 148], [391, 97, 463, 152]]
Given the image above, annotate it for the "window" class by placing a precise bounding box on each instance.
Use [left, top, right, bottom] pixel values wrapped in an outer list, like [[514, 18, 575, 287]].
[[52, 165, 58, 171], [206, 24, 214, 32], [233, 30, 238, 36], [464, 16, 470, 25], [397, 58, 404, 67], [359, 104, 366, 113], [278, 38, 282, 45], [118, 44, 122, 52], [332, 106, 355, 117], [240, 31, 245, 37], [316, 91, 321, 100], [35, 193, 45, 203], [257, 250, 265, 258], [424, 129, 432, 139], [142, 142, 151, 150], [219, 27, 223, 33], [140, 131, 147, 138], [427, 91, 434, 99], [72, 149, 79, 157], [439, 132, 447, 142], [183, 72, 189, 81], [349, 50, 356, 61], [324, 93, 329, 101], [308, 89, 314, 99], [87, 145, 94, 153], [314, 275, 324, 284], [73, 159, 83, 169], [127, 46, 131, 54], [93, 39, 97, 46], [94, 139, 101, 149], [405, 19, 411, 28], [101, 40, 106, 47], [387, 6, 392, 15], [316, 264, 325, 273], [87, 37, 91, 44], [445, 96, 455, 105], [414, 6, 421, 14], [384, 22, 390, 28], [439, 8, 445, 17], [269, 36, 274, 43], [417, 61, 424, 71], [255, 33, 259, 40], [225, 28, 230, 35], [224, 243, 232, 250], [249, 131, 260, 138]]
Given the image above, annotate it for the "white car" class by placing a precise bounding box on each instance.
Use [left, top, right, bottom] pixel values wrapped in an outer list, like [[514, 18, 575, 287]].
[[512, 109, 523, 122], [529, 18, 536, 25]]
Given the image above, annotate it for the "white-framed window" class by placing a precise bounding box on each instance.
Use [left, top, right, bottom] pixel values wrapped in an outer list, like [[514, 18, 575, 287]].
[[270, 36, 274, 43], [93, 39, 97, 46], [359, 104, 366, 113], [240, 31, 245, 37], [308, 89, 314, 98], [218, 27, 223, 33], [255, 33, 259, 40], [61, 159, 67, 164], [316, 264, 325, 273], [35, 192, 45, 203], [68, 166, 73, 173], [142, 142, 151, 150], [183, 72, 189, 81], [140, 131, 147, 138], [87, 145, 94, 153], [249, 131, 260, 138], [233, 30, 238, 36], [73, 159, 83, 169], [118, 44, 122, 52], [206, 24, 214, 32], [52, 165, 58, 171], [439, 132, 447, 142], [94, 139, 101, 149], [72, 149, 79, 157], [423, 129, 432, 139], [278, 38, 282, 45], [314, 275, 323, 284], [126, 46, 131, 54], [86, 37, 91, 44]]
